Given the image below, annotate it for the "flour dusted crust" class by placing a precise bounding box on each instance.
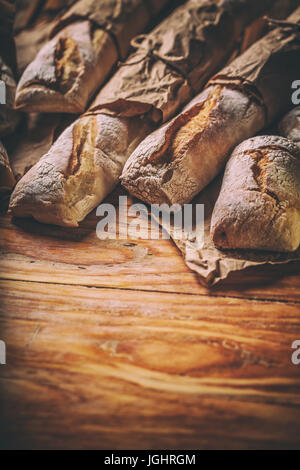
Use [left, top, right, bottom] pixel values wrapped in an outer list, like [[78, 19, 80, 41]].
[[121, 6, 300, 205], [9, 114, 152, 226], [15, 21, 118, 113], [121, 85, 265, 204], [0, 141, 15, 191], [278, 106, 300, 147], [14, 0, 168, 113], [211, 136, 300, 253]]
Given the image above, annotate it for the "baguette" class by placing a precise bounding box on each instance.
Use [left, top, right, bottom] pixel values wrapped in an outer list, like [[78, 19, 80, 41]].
[[9, 113, 152, 226], [278, 106, 300, 147], [14, 0, 170, 113], [121, 7, 300, 205], [9, 0, 281, 226], [0, 140, 15, 192], [210, 136, 300, 252]]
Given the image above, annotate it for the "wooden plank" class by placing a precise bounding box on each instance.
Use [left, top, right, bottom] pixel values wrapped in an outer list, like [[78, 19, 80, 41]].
[[1, 280, 300, 449], [1, 208, 300, 302]]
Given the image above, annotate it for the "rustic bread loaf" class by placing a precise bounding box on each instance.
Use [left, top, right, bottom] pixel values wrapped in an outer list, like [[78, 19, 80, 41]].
[[0, 140, 15, 191], [9, 113, 152, 226], [9, 0, 286, 227], [210, 136, 300, 253], [121, 85, 265, 204], [278, 106, 300, 147], [15, 20, 119, 113], [121, 6, 300, 205], [14, 0, 169, 113]]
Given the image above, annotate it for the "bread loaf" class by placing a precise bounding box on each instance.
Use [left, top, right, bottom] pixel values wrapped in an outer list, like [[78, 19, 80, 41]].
[[121, 7, 300, 205], [15, 0, 170, 113], [9, 113, 152, 226], [278, 106, 300, 147], [210, 136, 300, 252], [0, 140, 15, 191], [9, 0, 282, 226]]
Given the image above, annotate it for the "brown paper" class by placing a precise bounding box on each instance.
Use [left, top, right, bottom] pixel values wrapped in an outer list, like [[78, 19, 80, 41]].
[[50, 0, 169, 59], [159, 176, 300, 286], [208, 7, 300, 125], [8, 113, 78, 181], [88, 0, 277, 123]]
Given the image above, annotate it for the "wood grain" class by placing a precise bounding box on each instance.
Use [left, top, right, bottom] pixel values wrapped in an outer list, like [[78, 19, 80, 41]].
[[0, 198, 299, 302], [1, 279, 300, 450], [0, 186, 300, 449]]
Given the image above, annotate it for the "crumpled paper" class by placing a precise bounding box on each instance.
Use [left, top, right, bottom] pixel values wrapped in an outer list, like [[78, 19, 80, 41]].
[[50, 0, 168, 59], [87, 0, 277, 123]]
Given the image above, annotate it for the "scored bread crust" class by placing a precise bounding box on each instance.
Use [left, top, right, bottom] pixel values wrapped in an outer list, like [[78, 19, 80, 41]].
[[121, 6, 300, 205], [0, 140, 15, 191], [121, 85, 265, 205], [10, 0, 280, 226], [8, 113, 152, 226], [15, 20, 119, 113], [210, 136, 300, 253], [278, 106, 300, 147], [14, 0, 168, 114]]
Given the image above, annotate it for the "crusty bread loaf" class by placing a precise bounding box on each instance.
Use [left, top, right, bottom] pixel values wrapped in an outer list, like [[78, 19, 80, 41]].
[[15, 20, 119, 113], [9, 0, 287, 227], [15, 0, 169, 113], [278, 106, 300, 147], [210, 136, 300, 253], [121, 85, 265, 204], [9, 113, 152, 226], [0, 140, 15, 191], [121, 7, 300, 205]]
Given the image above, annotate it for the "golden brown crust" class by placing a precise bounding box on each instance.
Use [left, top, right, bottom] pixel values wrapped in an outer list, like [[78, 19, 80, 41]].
[[15, 20, 118, 113], [8, 113, 152, 226], [121, 85, 265, 204], [211, 136, 300, 252], [15, 0, 169, 113], [121, 7, 300, 205]]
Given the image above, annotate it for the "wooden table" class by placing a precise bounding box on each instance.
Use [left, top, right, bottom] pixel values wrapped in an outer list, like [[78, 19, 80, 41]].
[[0, 189, 300, 450]]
